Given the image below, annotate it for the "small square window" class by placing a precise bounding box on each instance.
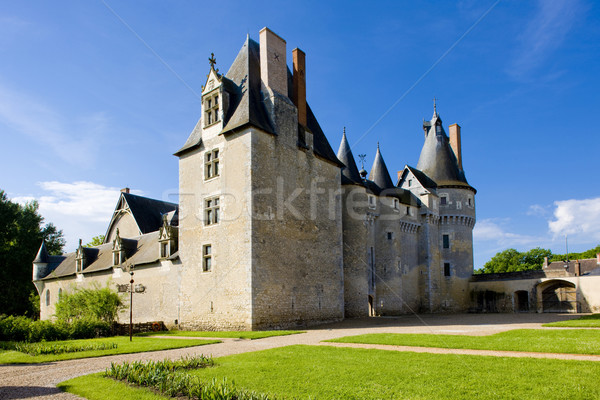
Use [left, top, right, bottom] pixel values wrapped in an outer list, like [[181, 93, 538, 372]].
[[442, 234, 450, 249], [440, 196, 447, 205], [203, 245, 212, 272], [444, 263, 451, 277], [387, 232, 393, 240], [406, 206, 410, 216]]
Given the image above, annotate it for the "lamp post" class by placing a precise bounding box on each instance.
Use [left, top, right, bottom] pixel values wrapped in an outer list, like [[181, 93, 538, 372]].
[[128, 264, 134, 342]]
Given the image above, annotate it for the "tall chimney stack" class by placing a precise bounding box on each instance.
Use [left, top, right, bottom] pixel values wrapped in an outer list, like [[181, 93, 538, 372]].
[[292, 48, 306, 126], [121, 187, 130, 194], [259, 27, 287, 95], [449, 124, 462, 170]]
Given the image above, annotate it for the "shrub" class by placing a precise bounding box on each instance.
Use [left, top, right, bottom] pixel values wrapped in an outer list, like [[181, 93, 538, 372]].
[[0, 315, 111, 342], [8, 341, 118, 356], [55, 286, 124, 324]]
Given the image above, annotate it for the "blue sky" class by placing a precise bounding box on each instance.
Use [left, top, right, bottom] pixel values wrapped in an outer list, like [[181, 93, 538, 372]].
[[2, 0, 599, 268]]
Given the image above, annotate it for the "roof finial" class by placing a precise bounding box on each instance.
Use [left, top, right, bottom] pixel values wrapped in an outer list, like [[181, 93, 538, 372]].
[[208, 53, 217, 69], [358, 154, 367, 170], [433, 96, 437, 116], [343, 126, 346, 136], [377, 142, 380, 151]]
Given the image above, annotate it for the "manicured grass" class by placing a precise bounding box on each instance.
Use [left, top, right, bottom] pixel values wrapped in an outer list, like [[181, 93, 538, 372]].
[[61, 345, 600, 399], [0, 336, 219, 364], [543, 314, 600, 327], [59, 372, 165, 400], [139, 330, 304, 340], [327, 329, 600, 354]]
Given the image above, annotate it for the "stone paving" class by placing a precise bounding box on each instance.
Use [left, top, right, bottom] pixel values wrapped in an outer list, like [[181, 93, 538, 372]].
[[0, 313, 589, 399]]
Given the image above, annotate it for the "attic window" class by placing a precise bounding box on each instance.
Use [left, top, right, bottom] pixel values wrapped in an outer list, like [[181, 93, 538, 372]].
[[408, 179, 412, 187], [204, 93, 220, 127], [76, 259, 83, 272], [160, 242, 168, 258], [368, 195, 376, 209], [113, 252, 121, 266], [204, 149, 220, 180]]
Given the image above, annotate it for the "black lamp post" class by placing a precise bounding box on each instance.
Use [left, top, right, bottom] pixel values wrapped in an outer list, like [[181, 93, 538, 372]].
[[128, 265, 134, 342]]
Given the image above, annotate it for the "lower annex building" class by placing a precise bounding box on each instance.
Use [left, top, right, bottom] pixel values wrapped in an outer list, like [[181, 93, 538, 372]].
[[33, 28, 477, 330]]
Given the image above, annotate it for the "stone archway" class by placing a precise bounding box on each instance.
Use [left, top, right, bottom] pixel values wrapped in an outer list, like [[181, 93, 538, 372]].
[[537, 280, 578, 313]]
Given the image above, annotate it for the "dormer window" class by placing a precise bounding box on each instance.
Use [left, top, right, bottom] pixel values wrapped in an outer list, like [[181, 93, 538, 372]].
[[158, 214, 178, 259], [113, 252, 121, 266], [204, 92, 220, 127], [75, 239, 85, 273], [112, 228, 126, 266]]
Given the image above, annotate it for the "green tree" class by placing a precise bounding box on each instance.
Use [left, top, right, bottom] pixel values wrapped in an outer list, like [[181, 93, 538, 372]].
[[55, 286, 124, 324], [551, 244, 600, 262], [85, 235, 105, 247], [0, 190, 65, 316], [478, 248, 523, 274]]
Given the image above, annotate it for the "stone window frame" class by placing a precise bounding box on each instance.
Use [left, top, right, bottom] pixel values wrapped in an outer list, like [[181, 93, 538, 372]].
[[368, 195, 376, 210], [113, 251, 122, 266], [443, 262, 451, 277], [467, 196, 473, 208], [160, 241, 169, 258], [202, 244, 212, 272], [204, 196, 221, 226], [406, 206, 411, 216], [392, 198, 399, 211], [387, 232, 394, 240], [442, 234, 450, 249], [204, 149, 220, 180], [440, 194, 448, 206], [203, 91, 220, 127]]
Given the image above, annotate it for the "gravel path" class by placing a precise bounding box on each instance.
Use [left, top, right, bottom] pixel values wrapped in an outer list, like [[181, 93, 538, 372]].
[[0, 313, 587, 399]]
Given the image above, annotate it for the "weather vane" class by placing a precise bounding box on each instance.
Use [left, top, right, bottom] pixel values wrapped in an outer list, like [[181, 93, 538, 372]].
[[358, 154, 367, 169], [208, 53, 217, 69]]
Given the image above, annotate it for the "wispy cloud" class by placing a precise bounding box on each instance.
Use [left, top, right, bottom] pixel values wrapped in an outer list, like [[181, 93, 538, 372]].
[[474, 218, 542, 246], [549, 197, 600, 241], [0, 83, 108, 168], [12, 181, 143, 251], [509, 0, 584, 79]]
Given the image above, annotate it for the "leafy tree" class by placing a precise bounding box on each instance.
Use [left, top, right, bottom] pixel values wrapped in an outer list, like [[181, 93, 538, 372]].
[[0, 190, 65, 317], [477, 247, 552, 274], [55, 286, 124, 324], [551, 244, 600, 262], [85, 235, 105, 247]]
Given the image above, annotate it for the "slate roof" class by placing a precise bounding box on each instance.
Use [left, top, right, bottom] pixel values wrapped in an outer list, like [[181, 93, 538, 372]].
[[416, 112, 475, 192], [368, 144, 394, 190], [336, 130, 363, 185], [175, 36, 342, 167], [112, 193, 178, 237], [404, 165, 438, 191], [545, 259, 600, 275], [42, 231, 169, 280]]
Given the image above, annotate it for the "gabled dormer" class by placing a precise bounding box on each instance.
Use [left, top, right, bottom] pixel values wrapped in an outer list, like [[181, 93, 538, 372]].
[[112, 229, 126, 266], [158, 214, 178, 259], [75, 239, 86, 273], [201, 54, 229, 133]]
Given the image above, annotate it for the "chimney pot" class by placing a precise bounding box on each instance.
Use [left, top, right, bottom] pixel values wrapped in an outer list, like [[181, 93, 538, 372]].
[[292, 48, 307, 127], [121, 188, 130, 194], [449, 124, 462, 170], [259, 27, 287, 95]]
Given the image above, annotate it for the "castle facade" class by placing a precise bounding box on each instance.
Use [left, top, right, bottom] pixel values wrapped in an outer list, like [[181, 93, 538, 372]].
[[33, 28, 476, 330]]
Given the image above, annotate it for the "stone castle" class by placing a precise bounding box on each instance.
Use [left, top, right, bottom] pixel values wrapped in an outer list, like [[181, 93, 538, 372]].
[[33, 28, 478, 329]]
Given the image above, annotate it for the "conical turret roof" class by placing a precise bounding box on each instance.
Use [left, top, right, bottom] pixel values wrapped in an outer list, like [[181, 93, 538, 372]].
[[369, 144, 394, 190], [336, 129, 362, 184], [416, 109, 473, 190], [33, 241, 49, 263]]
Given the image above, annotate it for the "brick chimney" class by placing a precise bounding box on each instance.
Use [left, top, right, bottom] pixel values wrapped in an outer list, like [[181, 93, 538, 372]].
[[292, 48, 306, 127], [121, 188, 130, 194], [449, 124, 462, 170], [597, 253, 600, 265], [259, 27, 287, 95], [543, 257, 549, 268], [574, 260, 581, 276]]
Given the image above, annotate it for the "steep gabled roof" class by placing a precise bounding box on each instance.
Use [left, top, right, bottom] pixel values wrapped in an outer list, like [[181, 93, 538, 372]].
[[221, 37, 274, 135], [402, 165, 438, 191], [336, 130, 363, 185], [368, 144, 394, 190], [416, 112, 475, 192], [104, 193, 178, 242]]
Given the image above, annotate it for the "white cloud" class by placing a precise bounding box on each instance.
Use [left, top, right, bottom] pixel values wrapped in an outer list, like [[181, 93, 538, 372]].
[[12, 181, 143, 252], [0, 83, 108, 168], [510, 0, 583, 78], [527, 204, 550, 217], [549, 197, 600, 241], [473, 218, 541, 246]]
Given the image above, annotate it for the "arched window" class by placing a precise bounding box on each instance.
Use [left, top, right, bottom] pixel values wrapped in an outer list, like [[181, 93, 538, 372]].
[[58, 288, 63, 300], [45, 290, 50, 306]]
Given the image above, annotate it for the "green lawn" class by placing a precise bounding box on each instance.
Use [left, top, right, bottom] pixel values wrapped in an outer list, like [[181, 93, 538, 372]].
[[139, 330, 304, 340], [327, 329, 600, 354], [543, 314, 600, 327], [0, 336, 219, 364], [61, 345, 600, 399]]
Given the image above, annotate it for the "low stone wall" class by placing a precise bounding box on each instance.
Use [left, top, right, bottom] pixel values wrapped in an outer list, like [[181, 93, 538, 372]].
[[113, 321, 166, 335]]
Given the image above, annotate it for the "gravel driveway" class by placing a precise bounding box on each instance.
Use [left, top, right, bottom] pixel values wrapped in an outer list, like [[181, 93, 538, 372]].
[[0, 313, 584, 399]]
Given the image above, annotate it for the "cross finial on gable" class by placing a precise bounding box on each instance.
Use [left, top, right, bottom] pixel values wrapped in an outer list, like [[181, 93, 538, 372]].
[[358, 154, 367, 169], [208, 53, 217, 69]]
